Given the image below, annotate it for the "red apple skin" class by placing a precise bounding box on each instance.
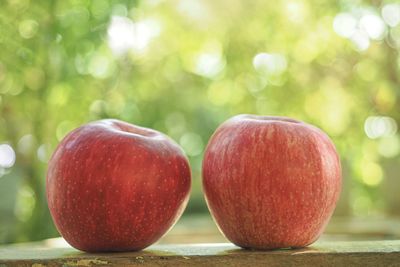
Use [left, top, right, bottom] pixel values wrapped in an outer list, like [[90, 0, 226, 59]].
[[202, 115, 342, 250], [47, 119, 191, 252]]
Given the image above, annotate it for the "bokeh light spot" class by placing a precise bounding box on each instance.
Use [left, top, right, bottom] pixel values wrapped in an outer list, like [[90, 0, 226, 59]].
[[0, 144, 16, 168], [17, 135, 35, 156], [165, 112, 186, 138], [178, 0, 209, 22], [378, 136, 400, 158], [333, 13, 358, 38], [88, 53, 113, 79], [253, 53, 287, 75], [195, 52, 225, 78], [24, 67, 45, 91], [179, 132, 204, 157], [18, 19, 38, 39], [14, 185, 35, 222], [107, 16, 161, 55], [350, 31, 370, 51], [361, 161, 383, 187], [111, 4, 128, 17], [207, 81, 233, 106], [382, 4, 400, 27], [37, 144, 49, 163], [333, 11, 386, 51], [359, 14, 386, 40], [56, 121, 74, 141], [285, 1, 307, 23], [364, 116, 397, 139]]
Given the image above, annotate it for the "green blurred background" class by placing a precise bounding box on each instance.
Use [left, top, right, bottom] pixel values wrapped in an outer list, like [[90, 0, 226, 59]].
[[0, 0, 399, 244]]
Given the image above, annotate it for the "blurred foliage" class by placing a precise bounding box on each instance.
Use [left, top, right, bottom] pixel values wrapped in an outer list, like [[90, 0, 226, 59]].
[[0, 0, 399, 244]]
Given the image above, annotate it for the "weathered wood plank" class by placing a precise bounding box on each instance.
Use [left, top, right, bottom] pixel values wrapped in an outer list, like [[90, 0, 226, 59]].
[[1, 240, 400, 266]]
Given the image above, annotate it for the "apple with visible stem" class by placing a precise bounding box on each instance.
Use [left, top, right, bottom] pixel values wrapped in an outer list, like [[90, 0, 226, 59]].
[[202, 115, 341, 250], [47, 119, 191, 252]]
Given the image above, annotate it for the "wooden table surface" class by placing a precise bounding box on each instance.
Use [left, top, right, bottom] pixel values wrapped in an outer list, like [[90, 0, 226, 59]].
[[1, 216, 400, 266], [1, 240, 400, 266]]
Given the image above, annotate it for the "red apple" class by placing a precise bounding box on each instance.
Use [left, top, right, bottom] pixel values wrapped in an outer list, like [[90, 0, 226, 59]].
[[202, 115, 341, 249], [47, 119, 191, 252]]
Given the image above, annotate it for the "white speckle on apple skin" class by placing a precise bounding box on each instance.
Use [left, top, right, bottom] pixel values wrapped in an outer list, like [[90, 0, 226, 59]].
[[202, 115, 342, 250]]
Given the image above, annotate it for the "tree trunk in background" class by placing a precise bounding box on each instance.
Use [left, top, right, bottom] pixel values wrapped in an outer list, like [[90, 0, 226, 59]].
[[383, 158, 400, 216]]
